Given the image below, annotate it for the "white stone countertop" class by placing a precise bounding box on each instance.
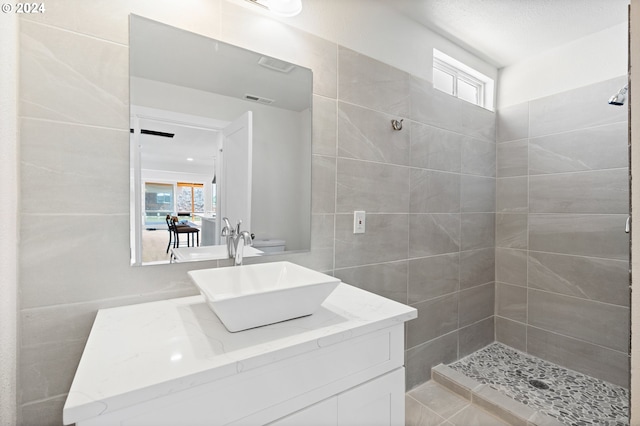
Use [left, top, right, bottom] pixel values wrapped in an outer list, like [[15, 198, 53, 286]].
[[63, 283, 417, 425]]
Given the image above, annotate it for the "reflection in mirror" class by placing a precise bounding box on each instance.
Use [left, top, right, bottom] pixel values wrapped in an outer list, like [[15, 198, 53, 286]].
[[130, 15, 312, 266]]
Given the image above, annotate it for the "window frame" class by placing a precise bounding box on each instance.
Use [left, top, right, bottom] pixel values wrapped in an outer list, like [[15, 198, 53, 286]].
[[433, 56, 486, 107], [432, 49, 494, 111]]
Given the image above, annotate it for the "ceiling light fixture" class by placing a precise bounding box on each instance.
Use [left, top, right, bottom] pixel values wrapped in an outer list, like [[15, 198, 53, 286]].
[[246, 0, 302, 17]]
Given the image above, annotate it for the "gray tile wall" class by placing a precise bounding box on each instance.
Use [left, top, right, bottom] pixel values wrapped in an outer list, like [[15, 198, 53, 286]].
[[17, 2, 496, 424], [333, 46, 497, 391], [495, 77, 630, 388]]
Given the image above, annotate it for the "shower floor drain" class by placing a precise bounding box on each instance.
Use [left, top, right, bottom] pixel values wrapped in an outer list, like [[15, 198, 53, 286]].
[[528, 379, 550, 390]]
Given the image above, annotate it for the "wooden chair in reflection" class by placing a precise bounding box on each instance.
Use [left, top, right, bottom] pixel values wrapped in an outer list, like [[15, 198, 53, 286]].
[[165, 215, 200, 253]]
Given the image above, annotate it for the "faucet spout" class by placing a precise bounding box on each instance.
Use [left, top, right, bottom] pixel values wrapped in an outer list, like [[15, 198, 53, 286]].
[[221, 217, 236, 257], [234, 231, 253, 266]]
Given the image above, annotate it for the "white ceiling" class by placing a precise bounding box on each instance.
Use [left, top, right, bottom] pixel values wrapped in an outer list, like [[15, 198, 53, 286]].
[[137, 118, 219, 175], [391, 0, 630, 68], [130, 15, 312, 112]]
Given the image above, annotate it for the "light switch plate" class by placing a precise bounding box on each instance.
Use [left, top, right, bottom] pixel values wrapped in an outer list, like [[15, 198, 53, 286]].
[[353, 211, 365, 234]]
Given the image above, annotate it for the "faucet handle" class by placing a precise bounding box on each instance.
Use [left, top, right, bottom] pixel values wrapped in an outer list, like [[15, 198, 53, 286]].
[[221, 217, 233, 236], [236, 219, 242, 235], [239, 230, 253, 246]]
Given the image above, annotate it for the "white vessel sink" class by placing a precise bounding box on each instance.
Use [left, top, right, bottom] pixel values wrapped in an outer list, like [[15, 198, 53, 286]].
[[187, 261, 340, 332]]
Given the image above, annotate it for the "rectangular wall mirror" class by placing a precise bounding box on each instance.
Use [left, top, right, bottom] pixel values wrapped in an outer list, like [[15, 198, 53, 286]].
[[130, 15, 312, 266]]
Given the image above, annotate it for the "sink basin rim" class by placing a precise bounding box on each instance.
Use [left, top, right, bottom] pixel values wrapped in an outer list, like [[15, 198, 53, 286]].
[[188, 261, 340, 301], [187, 261, 341, 332]]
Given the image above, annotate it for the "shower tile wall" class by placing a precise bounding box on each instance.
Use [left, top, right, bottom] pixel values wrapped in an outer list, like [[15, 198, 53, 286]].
[[17, 2, 495, 424], [322, 47, 498, 390], [495, 77, 630, 388]]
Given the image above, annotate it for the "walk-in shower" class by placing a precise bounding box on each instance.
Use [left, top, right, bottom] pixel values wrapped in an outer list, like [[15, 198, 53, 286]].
[[433, 77, 632, 426]]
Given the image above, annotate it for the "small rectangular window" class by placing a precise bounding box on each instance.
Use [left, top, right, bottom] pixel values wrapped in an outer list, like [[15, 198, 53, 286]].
[[433, 49, 494, 111], [433, 67, 455, 95], [458, 79, 479, 104]]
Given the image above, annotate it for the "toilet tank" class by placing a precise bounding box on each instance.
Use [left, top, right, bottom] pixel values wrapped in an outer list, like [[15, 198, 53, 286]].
[[252, 239, 286, 253]]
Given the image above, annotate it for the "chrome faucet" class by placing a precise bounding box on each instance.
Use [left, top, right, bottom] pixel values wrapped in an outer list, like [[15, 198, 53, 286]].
[[221, 217, 253, 265], [221, 217, 236, 257], [234, 230, 253, 266]]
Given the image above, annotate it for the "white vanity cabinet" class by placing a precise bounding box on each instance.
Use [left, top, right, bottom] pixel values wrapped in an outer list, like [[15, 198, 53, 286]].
[[63, 284, 416, 426], [270, 368, 405, 426]]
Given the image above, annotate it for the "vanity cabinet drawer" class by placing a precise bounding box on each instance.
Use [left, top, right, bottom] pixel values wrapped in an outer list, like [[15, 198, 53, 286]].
[[268, 368, 405, 426], [337, 367, 405, 426], [268, 396, 338, 426]]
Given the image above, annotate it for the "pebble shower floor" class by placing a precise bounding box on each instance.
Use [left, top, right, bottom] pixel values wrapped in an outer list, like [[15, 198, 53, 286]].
[[448, 343, 629, 425]]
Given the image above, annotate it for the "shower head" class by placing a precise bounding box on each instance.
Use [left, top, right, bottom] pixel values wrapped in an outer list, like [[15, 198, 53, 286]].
[[608, 84, 628, 106]]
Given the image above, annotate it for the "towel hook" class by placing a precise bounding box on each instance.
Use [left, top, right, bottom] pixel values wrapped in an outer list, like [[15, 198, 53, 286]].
[[391, 119, 403, 131]]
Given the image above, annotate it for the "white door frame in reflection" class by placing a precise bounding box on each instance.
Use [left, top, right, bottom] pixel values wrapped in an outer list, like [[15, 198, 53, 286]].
[[130, 106, 229, 265]]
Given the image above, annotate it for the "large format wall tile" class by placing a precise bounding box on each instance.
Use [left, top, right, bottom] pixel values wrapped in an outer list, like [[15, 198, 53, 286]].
[[21, 395, 67, 426], [527, 326, 629, 388], [460, 101, 496, 143], [409, 122, 462, 172], [459, 248, 495, 289], [410, 76, 462, 133], [528, 77, 628, 138], [20, 340, 85, 402], [461, 175, 495, 213], [495, 283, 527, 323], [334, 261, 408, 304], [409, 214, 460, 257], [496, 177, 528, 213], [312, 95, 337, 156], [410, 169, 461, 213], [497, 140, 528, 177], [458, 317, 494, 358], [528, 251, 629, 306], [529, 123, 628, 175], [459, 283, 494, 327], [311, 155, 336, 214], [405, 332, 458, 390], [338, 102, 411, 165], [339, 46, 410, 116], [495, 317, 526, 352], [529, 169, 629, 214], [461, 137, 496, 177], [461, 213, 495, 251], [20, 119, 129, 215], [21, 0, 222, 45], [19, 214, 195, 308], [407, 293, 459, 348], [20, 20, 128, 128], [495, 248, 527, 287], [408, 254, 459, 304], [528, 289, 629, 352], [334, 213, 408, 268], [496, 214, 528, 249], [497, 102, 529, 143], [528, 214, 629, 260], [336, 158, 410, 213]]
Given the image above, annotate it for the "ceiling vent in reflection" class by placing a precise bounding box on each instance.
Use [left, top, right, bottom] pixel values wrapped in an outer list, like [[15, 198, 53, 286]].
[[258, 56, 295, 73], [244, 93, 275, 105]]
